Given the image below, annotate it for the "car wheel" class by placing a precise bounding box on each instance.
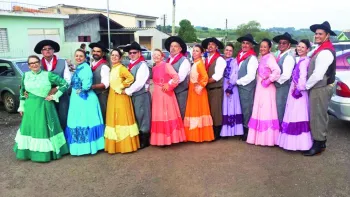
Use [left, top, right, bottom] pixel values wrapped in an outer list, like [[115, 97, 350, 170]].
[[3, 92, 18, 113]]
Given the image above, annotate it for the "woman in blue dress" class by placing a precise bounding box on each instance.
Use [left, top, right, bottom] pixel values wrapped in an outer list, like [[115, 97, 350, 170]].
[[65, 49, 105, 155]]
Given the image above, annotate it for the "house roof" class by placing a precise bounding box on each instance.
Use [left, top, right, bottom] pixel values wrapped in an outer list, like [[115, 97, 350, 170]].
[[51, 4, 158, 19], [343, 32, 350, 39], [64, 14, 124, 29]]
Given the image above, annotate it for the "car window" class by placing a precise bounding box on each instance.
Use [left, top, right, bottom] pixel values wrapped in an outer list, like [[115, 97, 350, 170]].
[[0, 62, 15, 76], [141, 51, 152, 60], [15, 62, 30, 73]]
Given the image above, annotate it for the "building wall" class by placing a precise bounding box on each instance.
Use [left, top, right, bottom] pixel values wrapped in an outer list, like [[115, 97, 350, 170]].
[[53, 7, 156, 28], [65, 17, 100, 42], [135, 29, 169, 51], [0, 15, 65, 58]]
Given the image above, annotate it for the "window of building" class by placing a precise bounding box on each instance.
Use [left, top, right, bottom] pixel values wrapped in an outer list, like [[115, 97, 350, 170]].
[[137, 20, 143, 28], [78, 36, 91, 42], [0, 28, 10, 53]]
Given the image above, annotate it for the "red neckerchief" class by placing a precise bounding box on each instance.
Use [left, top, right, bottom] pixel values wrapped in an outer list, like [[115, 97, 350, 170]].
[[205, 52, 221, 71], [166, 53, 184, 65], [41, 55, 57, 71], [128, 56, 145, 71], [236, 49, 256, 65], [91, 59, 107, 72], [311, 40, 335, 58]]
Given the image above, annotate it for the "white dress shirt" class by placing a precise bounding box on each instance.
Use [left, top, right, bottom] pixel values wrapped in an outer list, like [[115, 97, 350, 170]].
[[45, 58, 72, 84], [236, 52, 259, 86], [124, 61, 150, 96], [306, 50, 334, 90], [91, 59, 110, 89], [276, 49, 295, 85], [207, 54, 226, 81], [169, 54, 191, 84]]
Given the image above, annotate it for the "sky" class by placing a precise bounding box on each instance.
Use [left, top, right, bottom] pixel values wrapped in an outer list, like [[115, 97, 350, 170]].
[[10, 0, 350, 30]]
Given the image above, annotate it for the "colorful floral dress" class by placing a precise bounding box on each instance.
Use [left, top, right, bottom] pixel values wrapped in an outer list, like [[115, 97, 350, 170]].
[[104, 63, 140, 153], [65, 62, 105, 155], [14, 70, 69, 162]]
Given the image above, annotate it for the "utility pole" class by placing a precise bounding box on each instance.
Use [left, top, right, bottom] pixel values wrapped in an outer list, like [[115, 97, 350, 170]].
[[225, 18, 228, 45], [172, 0, 175, 36], [163, 14, 166, 33], [107, 0, 111, 49]]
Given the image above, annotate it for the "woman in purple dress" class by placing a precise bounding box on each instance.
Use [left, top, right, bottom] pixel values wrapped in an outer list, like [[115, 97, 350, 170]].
[[277, 39, 313, 151], [221, 44, 244, 137]]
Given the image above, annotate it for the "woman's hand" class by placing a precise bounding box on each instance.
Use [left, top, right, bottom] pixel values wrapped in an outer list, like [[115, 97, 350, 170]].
[[19, 111, 23, 116], [45, 95, 54, 101], [162, 83, 169, 92]]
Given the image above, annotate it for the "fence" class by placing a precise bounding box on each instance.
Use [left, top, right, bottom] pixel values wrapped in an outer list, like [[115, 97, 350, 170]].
[[0, 1, 56, 13]]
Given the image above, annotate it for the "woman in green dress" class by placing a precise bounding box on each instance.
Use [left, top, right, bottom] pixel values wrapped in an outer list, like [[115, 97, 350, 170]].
[[14, 55, 70, 162]]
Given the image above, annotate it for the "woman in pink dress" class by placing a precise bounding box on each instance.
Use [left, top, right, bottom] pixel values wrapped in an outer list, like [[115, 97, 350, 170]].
[[247, 38, 281, 146], [150, 49, 186, 146], [278, 39, 313, 151]]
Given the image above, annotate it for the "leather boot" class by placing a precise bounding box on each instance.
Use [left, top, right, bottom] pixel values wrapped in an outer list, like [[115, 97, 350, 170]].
[[303, 140, 326, 156], [240, 127, 248, 141], [214, 126, 221, 141], [139, 132, 150, 149]]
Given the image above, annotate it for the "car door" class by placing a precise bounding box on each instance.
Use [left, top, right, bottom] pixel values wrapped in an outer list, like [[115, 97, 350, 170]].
[[0, 60, 21, 99]]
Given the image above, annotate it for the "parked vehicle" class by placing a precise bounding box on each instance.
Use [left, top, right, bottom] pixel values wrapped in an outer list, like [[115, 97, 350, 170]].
[[0, 58, 28, 113], [336, 51, 350, 71], [328, 71, 350, 121]]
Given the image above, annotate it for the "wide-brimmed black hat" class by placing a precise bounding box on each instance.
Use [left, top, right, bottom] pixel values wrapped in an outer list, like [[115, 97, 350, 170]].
[[123, 42, 143, 52], [272, 32, 298, 45], [310, 21, 337, 36], [89, 41, 109, 53], [34, 40, 60, 54], [202, 37, 224, 49], [237, 34, 258, 45], [164, 36, 187, 54]]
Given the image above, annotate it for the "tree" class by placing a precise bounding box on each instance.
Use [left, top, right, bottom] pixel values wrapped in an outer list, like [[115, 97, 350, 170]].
[[232, 20, 274, 56], [178, 19, 197, 43]]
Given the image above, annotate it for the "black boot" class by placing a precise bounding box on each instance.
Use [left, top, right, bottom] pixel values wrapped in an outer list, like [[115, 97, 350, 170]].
[[303, 140, 326, 156], [240, 127, 248, 141], [139, 132, 150, 149], [214, 126, 221, 141]]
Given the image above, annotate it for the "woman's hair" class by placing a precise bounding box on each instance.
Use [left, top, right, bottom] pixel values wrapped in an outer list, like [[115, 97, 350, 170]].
[[75, 48, 86, 58], [225, 43, 235, 51], [193, 44, 204, 53], [154, 48, 164, 57], [27, 55, 40, 63], [260, 38, 272, 48], [110, 48, 124, 57], [299, 39, 311, 49]]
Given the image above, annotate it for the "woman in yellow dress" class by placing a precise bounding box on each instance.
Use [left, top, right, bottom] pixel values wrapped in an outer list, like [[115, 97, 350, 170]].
[[104, 48, 140, 153]]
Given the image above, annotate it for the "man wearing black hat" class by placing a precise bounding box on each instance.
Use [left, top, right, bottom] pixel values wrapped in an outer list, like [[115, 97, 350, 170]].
[[164, 36, 191, 119], [88, 41, 110, 122], [34, 39, 71, 130], [235, 34, 259, 141], [303, 21, 337, 156], [201, 37, 226, 140], [272, 32, 297, 123], [123, 42, 151, 149]]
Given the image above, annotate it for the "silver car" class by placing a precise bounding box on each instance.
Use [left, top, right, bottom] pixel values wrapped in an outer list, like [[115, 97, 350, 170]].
[[0, 58, 29, 113], [328, 71, 350, 121]]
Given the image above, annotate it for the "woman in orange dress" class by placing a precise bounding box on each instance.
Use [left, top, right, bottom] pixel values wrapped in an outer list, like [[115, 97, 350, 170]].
[[184, 44, 215, 142], [104, 48, 140, 153]]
